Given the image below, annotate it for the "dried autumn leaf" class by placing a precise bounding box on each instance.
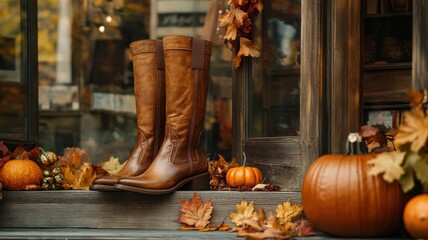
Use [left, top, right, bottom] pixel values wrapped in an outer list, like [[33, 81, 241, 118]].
[[275, 200, 303, 226], [99, 156, 126, 176], [224, 23, 238, 40], [0, 141, 10, 156], [12, 146, 27, 160], [73, 162, 97, 190], [198, 222, 230, 232], [229, 0, 249, 8], [178, 192, 213, 229], [232, 54, 241, 69], [237, 228, 285, 240], [229, 200, 258, 227], [409, 88, 425, 108], [219, 11, 233, 28], [360, 125, 387, 150], [395, 109, 428, 152], [54, 147, 97, 190], [367, 151, 406, 182], [237, 38, 260, 58], [231, 8, 248, 28], [292, 219, 314, 237]]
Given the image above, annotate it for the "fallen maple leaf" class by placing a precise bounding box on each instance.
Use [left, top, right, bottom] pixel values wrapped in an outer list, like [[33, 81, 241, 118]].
[[292, 219, 314, 237], [53, 147, 97, 190], [198, 222, 231, 232], [228, 200, 258, 227], [395, 109, 428, 152], [367, 151, 406, 182], [99, 156, 126, 176], [178, 192, 213, 229], [276, 200, 303, 226]]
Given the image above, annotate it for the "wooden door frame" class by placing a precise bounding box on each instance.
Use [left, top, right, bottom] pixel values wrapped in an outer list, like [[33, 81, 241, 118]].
[[232, 0, 362, 189]]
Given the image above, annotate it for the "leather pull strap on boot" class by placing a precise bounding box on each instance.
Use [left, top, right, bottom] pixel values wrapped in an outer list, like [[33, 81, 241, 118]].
[[115, 36, 213, 194], [91, 40, 165, 191]]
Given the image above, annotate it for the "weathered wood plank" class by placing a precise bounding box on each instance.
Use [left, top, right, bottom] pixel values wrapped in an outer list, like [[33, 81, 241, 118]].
[[363, 69, 411, 103], [0, 191, 301, 229], [413, 0, 428, 90]]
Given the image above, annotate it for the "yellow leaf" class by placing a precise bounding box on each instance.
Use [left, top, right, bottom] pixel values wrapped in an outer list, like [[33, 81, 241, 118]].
[[395, 109, 428, 152], [178, 192, 213, 229], [228, 200, 258, 227], [224, 24, 237, 41], [237, 38, 260, 58], [218, 11, 233, 28], [100, 156, 126, 176], [275, 200, 302, 226], [367, 151, 406, 182]]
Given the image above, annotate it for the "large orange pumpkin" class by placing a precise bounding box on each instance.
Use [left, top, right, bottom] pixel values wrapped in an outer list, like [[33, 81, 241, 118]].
[[403, 194, 428, 239], [302, 133, 406, 237], [0, 160, 43, 190], [226, 166, 262, 187]]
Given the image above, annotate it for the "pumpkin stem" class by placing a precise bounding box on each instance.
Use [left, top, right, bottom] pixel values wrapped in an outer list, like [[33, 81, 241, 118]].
[[242, 152, 247, 166], [346, 133, 368, 155]]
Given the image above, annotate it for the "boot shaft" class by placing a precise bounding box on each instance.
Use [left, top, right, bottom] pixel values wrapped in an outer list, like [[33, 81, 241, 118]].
[[163, 36, 213, 151], [129, 39, 166, 162]]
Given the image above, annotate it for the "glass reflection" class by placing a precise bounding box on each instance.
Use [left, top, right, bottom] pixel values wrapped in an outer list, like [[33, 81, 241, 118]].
[[250, 0, 301, 137]]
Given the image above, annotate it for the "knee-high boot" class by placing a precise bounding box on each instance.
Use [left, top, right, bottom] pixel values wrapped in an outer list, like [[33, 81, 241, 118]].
[[91, 40, 165, 191], [115, 36, 213, 194]]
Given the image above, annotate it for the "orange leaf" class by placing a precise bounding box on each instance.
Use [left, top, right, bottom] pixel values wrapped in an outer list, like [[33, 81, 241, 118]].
[[237, 38, 260, 58], [178, 192, 213, 229], [409, 88, 425, 108], [73, 162, 97, 190], [232, 54, 241, 69]]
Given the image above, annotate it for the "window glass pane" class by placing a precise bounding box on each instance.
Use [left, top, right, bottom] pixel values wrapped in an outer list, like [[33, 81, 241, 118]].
[[37, 0, 232, 162], [250, 0, 301, 137], [0, 0, 27, 140]]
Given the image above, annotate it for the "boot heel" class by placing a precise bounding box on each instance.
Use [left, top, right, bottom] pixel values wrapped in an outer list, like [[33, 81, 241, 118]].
[[181, 172, 210, 191]]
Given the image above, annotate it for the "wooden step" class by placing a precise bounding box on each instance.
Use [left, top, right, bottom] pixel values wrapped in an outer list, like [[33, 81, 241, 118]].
[[0, 190, 301, 229]]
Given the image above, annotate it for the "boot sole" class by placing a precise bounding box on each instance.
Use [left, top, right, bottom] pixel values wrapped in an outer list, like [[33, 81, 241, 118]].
[[114, 172, 210, 194], [90, 184, 121, 191]]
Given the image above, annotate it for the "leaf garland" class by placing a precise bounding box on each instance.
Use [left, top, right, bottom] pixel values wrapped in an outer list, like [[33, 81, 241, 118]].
[[219, 0, 263, 68]]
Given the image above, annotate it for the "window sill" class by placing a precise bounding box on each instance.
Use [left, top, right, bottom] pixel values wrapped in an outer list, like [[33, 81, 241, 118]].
[[0, 190, 301, 229]]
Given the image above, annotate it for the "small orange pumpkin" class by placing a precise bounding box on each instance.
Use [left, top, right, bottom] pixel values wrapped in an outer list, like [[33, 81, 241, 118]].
[[403, 194, 428, 239], [0, 160, 43, 190], [226, 166, 263, 187]]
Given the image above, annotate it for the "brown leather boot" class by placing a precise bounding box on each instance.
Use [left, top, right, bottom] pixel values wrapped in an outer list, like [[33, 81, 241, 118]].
[[115, 36, 213, 194], [90, 40, 165, 191]]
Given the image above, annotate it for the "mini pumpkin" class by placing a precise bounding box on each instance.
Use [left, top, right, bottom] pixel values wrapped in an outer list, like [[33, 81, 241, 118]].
[[403, 194, 428, 239], [0, 159, 43, 190], [38, 148, 58, 167], [226, 166, 262, 187], [302, 133, 406, 237]]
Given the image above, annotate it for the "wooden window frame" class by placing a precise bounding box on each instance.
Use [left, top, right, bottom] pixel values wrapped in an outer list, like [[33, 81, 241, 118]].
[[232, 0, 362, 191]]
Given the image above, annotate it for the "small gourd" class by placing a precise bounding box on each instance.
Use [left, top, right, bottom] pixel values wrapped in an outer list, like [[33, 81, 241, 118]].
[[38, 148, 58, 167]]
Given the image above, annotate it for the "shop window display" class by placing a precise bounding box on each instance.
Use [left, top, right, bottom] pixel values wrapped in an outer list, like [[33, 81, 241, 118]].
[[36, 0, 233, 165]]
